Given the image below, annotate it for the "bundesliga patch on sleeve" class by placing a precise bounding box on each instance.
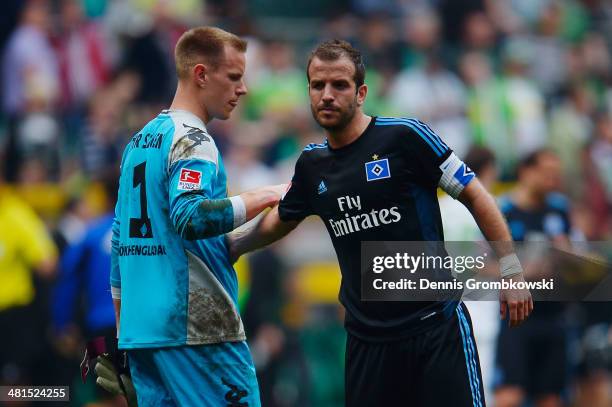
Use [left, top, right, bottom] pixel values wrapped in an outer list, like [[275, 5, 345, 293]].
[[178, 168, 202, 191]]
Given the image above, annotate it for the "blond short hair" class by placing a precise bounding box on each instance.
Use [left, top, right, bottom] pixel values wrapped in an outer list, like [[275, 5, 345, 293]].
[[175, 27, 247, 80]]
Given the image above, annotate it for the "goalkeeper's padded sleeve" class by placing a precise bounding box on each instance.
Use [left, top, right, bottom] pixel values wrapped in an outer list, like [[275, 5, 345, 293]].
[[174, 194, 246, 240]]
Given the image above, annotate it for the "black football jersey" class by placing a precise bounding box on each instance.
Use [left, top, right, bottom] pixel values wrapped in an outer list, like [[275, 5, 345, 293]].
[[499, 193, 571, 242], [499, 193, 572, 317], [279, 116, 476, 340]]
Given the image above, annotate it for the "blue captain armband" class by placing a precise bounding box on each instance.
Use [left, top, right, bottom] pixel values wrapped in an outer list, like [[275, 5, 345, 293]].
[[438, 153, 475, 199]]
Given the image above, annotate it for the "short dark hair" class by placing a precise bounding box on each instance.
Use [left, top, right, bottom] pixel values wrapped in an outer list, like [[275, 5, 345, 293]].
[[175, 27, 247, 79], [518, 148, 556, 171], [306, 39, 366, 89], [464, 146, 496, 176], [517, 148, 558, 179]]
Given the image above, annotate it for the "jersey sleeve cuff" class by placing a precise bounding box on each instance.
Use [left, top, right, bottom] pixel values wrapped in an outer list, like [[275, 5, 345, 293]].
[[438, 153, 475, 199], [229, 196, 247, 229]]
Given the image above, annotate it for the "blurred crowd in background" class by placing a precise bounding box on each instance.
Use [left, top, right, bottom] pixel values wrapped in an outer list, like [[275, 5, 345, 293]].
[[0, 0, 611, 406]]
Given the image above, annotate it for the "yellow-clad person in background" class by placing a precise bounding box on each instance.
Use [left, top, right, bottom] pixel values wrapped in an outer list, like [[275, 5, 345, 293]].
[[0, 163, 57, 386]]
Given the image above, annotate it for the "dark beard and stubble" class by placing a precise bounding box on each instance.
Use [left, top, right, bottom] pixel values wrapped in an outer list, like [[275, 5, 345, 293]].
[[311, 97, 357, 131]]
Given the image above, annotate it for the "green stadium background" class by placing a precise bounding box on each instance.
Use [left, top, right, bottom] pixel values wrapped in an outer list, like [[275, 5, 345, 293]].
[[0, 0, 610, 406]]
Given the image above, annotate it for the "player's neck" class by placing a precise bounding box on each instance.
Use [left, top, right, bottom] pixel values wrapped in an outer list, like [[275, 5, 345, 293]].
[[326, 113, 371, 149], [169, 83, 210, 124]]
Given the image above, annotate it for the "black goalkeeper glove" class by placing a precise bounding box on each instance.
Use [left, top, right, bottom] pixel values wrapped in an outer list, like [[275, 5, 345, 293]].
[[80, 336, 138, 407], [95, 354, 138, 407]]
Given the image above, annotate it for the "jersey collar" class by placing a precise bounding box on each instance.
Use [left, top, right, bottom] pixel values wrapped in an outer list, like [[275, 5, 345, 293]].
[[160, 109, 207, 131], [327, 116, 376, 153]]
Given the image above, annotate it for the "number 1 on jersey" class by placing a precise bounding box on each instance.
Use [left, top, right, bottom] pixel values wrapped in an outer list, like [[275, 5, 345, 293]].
[[129, 161, 154, 238]]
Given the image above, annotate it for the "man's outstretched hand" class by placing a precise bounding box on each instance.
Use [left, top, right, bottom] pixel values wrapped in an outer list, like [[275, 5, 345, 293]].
[[500, 273, 534, 327], [95, 355, 138, 407]]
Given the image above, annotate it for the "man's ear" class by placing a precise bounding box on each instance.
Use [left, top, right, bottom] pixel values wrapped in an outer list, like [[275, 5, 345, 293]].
[[194, 64, 207, 88], [356, 84, 368, 106]]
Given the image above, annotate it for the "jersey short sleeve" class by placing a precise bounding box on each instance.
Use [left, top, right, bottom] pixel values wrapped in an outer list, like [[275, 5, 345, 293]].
[[391, 117, 475, 198], [278, 154, 312, 222], [168, 122, 219, 200], [166, 118, 239, 239]]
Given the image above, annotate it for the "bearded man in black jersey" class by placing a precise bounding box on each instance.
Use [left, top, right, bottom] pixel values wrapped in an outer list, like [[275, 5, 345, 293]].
[[229, 40, 533, 407]]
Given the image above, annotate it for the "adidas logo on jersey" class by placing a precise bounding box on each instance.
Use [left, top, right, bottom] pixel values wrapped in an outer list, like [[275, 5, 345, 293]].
[[317, 180, 327, 194]]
